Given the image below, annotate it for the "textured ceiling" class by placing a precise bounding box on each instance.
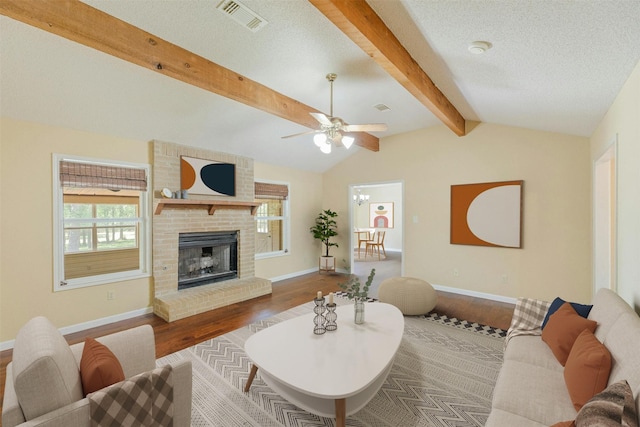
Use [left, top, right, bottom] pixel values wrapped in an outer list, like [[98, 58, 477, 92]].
[[1, 1, 639, 173]]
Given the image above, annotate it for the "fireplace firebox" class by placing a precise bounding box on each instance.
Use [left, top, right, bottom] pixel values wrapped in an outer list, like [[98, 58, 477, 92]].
[[178, 231, 238, 290]]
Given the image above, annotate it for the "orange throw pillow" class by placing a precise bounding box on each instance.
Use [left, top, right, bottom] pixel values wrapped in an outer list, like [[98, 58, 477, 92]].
[[564, 329, 612, 411], [550, 422, 576, 427], [80, 337, 125, 396], [541, 302, 597, 366]]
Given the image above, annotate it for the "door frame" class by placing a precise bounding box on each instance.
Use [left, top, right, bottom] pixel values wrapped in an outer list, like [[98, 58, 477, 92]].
[[593, 135, 618, 293], [349, 181, 404, 274]]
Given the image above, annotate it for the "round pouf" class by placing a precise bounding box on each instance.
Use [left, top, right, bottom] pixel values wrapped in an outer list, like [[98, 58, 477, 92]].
[[378, 277, 437, 315]]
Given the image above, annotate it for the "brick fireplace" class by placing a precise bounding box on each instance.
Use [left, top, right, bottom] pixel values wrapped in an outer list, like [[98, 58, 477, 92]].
[[152, 141, 272, 322]]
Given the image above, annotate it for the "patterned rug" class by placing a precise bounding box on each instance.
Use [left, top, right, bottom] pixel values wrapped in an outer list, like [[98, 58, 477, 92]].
[[157, 299, 506, 426]]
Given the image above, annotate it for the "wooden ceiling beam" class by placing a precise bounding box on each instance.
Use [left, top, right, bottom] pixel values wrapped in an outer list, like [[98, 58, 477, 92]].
[[309, 0, 467, 136], [0, 0, 380, 151]]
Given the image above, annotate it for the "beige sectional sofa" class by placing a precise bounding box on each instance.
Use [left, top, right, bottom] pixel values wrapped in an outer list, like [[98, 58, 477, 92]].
[[2, 317, 192, 427], [486, 288, 640, 426]]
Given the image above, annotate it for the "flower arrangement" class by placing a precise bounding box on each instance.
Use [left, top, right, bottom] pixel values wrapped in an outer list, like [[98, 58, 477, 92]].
[[338, 268, 375, 302]]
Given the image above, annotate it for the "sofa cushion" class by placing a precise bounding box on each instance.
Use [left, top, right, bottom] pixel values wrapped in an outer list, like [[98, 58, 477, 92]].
[[490, 359, 578, 425], [504, 335, 564, 371], [542, 297, 593, 329], [11, 316, 84, 420], [575, 380, 638, 427], [80, 337, 125, 396], [541, 303, 598, 366], [564, 329, 612, 411]]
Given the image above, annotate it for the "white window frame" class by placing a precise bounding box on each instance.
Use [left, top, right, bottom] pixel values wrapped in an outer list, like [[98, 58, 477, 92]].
[[52, 154, 152, 291], [254, 180, 290, 259]]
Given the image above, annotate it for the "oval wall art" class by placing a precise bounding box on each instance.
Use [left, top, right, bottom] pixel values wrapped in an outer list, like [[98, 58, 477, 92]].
[[181, 156, 236, 197]]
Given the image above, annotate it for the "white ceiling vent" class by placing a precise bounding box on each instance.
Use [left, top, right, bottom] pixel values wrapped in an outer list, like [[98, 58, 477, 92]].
[[216, 0, 268, 33]]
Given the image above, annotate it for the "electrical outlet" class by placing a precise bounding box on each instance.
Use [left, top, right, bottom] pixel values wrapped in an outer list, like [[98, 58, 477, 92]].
[[453, 268, 460, 277], [107, 291, 115, 301]]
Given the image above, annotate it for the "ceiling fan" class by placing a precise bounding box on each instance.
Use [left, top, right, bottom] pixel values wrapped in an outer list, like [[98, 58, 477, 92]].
[[282, 73, 388, 154]]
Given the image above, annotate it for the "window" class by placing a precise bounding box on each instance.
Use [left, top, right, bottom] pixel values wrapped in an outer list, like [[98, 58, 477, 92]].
[[254, 182, 289, 258], [53, 155, 151, 291]]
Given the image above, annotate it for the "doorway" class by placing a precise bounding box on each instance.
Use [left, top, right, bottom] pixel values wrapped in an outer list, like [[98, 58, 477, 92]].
[[593, 138, 617, 293], [350, 182, 403, 298]]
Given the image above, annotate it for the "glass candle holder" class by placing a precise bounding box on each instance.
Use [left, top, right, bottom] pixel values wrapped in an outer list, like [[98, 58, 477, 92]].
[[313, 297, 326, 335], [325, 303, 337, 331]]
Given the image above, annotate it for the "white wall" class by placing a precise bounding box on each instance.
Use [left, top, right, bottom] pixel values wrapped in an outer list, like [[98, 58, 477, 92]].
[[590, 59, 640, 312]]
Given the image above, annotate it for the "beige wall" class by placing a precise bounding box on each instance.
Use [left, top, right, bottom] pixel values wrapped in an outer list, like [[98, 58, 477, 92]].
[[0, 118, 152, 342], [254, 162, 324, 279], [324, 123, 592, 302], [590, 59, 640, 311]]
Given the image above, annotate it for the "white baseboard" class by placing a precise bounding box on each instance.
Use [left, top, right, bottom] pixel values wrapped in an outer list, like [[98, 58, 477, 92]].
[[431, 284, 517, 305], [0, 307, 153, 352]]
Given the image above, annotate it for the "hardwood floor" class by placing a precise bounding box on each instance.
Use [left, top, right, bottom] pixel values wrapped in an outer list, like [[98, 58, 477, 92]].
[[0, 272, 514, 413]]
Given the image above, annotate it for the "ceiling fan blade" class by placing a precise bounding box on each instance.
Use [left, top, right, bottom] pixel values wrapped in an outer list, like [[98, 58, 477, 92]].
[[281, 130, 319, 139], [310, 112, 333, 127], [342, 123, 388, 132]]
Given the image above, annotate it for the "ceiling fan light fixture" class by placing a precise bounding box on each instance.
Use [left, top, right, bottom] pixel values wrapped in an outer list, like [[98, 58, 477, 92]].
[[342, 136, 355, 149], [313, 133, 327, 146], [320, 141, 332, 154]]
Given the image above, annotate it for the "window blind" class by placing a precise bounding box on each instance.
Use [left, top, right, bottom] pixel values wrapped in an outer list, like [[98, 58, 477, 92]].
[[254, 182, 288, 200], [60, 161, 147, 191]]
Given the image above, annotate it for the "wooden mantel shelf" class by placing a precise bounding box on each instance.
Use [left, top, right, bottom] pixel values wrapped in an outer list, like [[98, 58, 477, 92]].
[[155, 199, 260, 216]]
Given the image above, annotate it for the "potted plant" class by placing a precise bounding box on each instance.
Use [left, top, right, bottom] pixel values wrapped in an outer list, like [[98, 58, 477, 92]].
[[310, 209, 339, 272], [339, 268, 375, 324]]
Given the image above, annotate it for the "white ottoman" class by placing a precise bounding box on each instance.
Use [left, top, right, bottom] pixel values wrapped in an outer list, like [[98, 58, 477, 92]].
[[378, 277, 437, 315]]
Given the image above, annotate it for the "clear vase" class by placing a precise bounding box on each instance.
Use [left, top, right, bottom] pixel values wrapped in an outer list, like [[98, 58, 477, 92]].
[[354, 300, 365, 324]]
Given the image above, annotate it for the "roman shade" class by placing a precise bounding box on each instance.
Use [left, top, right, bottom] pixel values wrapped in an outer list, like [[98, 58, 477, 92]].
[[60, 161, 147, 191], [254, 182, 288, 200]]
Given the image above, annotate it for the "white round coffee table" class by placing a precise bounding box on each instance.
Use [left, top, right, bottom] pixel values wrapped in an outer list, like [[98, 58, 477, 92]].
[[244, 302, 404, 427]]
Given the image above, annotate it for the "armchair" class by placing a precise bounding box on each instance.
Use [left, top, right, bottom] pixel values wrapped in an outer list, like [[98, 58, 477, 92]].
[[2, 317, 192, 427]]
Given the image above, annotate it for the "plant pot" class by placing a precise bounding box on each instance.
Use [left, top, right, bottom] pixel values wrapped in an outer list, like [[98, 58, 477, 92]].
[[354, 300, 365, 324], [319, 256, 335, 272]]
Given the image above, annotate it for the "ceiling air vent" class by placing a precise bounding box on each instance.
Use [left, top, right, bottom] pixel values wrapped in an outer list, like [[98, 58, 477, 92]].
[[373, 103, 392, 112], [216, 0, 268, 33]]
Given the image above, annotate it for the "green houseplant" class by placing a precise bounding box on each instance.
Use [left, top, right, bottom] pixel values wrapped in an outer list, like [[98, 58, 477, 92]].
[[339, 268, 375, 324], [310, 209, 339, 272]]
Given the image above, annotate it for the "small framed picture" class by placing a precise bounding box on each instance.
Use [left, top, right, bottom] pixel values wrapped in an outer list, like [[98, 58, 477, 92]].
[[369, 202, 394, 228]]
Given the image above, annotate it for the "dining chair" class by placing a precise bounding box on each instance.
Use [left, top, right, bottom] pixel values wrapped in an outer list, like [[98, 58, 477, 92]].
[[356, 229, 374, 258], [366, 231, 386, 260]]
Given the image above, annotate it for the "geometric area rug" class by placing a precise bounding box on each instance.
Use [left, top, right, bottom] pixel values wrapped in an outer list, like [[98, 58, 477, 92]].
[[157, 298, 506, 426]]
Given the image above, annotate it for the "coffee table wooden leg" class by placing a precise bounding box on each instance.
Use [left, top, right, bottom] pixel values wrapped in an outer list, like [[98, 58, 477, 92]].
[[244, 364, 258, 392], [335, 398, 346, 427]]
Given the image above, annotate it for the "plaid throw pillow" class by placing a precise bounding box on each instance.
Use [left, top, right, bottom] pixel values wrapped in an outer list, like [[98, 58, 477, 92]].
[[505, 297, 551, 349], [89, 365, 174, 427], [150, 365, 174, 426]]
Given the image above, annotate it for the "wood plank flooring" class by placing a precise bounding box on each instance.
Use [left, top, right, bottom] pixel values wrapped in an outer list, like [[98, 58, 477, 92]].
[[0, 272, 514, 413]]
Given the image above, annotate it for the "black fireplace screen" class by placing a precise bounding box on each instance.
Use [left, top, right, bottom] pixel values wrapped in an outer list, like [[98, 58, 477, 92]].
[[178, 231, 238, 290]]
